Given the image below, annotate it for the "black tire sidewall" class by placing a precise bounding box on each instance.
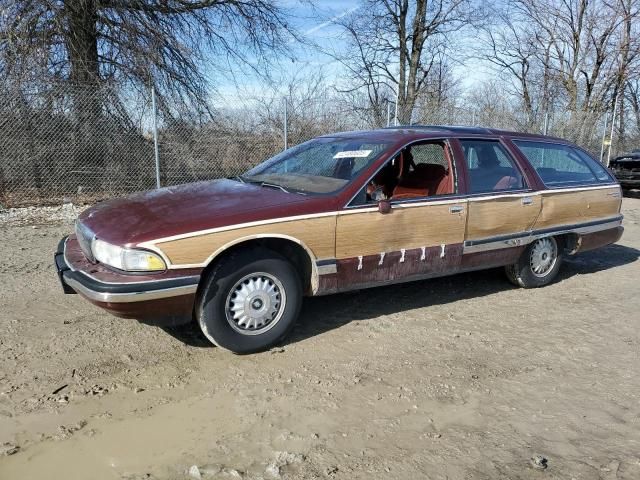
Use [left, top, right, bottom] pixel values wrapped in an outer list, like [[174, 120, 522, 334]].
[[515, 237, 563, 288], [198, 249, 302, 354]]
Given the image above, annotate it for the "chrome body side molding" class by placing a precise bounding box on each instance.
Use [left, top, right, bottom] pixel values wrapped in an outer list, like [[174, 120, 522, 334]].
[[463, 216, 623, 254]]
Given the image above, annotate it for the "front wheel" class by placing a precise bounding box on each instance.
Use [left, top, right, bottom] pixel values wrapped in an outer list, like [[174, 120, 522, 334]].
[[505, 236, 563, 288], [196, 248, 302, 354]]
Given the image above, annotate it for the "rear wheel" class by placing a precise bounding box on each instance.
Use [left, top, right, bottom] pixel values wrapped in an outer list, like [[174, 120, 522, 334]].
[[505, 236, 563, 288], [197, 248, 302, 354]]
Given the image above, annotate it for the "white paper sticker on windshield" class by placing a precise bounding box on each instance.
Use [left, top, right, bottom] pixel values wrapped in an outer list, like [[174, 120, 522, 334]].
[[333, 150, 372, 159]]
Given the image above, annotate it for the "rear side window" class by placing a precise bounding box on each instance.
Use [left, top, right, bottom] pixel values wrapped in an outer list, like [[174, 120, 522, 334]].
[[514, 141, 613, 186], [460, 140, 525, 194], [411, 143, 449, 168]]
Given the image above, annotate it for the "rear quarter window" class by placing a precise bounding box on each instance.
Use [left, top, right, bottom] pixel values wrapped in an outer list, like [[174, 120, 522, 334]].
[[514, 140, 613, 187]]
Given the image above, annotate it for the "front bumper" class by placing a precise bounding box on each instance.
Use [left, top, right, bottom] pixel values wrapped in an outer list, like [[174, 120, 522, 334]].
[[55, 236, 200, 322]]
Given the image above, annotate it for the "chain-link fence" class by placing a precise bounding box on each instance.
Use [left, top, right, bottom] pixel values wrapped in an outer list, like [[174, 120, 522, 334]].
[[0, 83, 635, 207]]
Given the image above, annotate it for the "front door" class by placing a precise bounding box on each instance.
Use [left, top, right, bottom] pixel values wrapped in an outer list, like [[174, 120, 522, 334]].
[[335, 141, 467, 289]]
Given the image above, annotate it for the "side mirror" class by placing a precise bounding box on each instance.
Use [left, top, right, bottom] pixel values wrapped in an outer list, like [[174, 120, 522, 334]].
[[378, 199, 391, 214]]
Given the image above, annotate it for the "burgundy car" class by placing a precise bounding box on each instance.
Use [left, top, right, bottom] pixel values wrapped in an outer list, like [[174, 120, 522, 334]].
[[55, 126, 623, 353]]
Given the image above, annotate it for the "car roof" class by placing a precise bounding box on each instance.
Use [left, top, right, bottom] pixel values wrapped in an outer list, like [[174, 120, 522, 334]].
[[320, 125, 569, 143]]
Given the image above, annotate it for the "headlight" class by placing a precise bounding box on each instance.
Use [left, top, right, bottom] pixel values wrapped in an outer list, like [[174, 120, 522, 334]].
[[91, 238, 166, 272]]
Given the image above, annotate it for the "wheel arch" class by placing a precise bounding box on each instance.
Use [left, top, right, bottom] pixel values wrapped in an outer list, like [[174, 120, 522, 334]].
[[197, 234, 319, 298]]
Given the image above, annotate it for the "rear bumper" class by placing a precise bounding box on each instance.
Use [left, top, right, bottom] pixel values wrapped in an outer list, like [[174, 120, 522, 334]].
[[55, 236, 199, 322], [612, 172, 640, 188], [618, 179, 640, 188], [574, 226, 624, 253]]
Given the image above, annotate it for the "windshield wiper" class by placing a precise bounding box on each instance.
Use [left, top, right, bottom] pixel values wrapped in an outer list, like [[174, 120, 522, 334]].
[[259, 182, 290, 193], [239, 176, 305, 195]]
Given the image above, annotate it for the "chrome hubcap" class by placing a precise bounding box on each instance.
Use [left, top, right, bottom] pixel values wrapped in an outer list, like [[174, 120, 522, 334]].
[[225, 272, 286, 335], [529, 237, 557, 277]]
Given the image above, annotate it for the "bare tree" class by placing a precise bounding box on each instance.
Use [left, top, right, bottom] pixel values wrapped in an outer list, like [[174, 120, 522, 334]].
[[329, 0, 480, 125], [478, 7, 559, 127], [255, 69, 363, 142], [483, 0, 640, 115], [627, 78, 640, 135], [412, 55, 462, 123], [0, 0, 298, 117]]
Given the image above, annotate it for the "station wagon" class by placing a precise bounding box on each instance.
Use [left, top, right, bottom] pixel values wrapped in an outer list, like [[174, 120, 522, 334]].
[[55, 126, 623, 353]]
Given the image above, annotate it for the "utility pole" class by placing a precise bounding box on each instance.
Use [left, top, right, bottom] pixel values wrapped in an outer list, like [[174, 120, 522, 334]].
[[283, 96, 288, 150]]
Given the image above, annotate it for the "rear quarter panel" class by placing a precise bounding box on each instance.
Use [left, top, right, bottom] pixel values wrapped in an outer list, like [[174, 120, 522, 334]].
[[533, 186, 621, 230]]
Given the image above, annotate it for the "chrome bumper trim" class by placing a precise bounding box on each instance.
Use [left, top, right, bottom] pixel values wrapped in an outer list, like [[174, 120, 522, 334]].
[[64, 276, 198, 303], [58, 236, 199, 303]]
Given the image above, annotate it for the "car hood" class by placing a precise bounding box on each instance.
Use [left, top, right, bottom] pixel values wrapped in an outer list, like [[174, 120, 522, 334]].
[[78, 179, 318, 246]]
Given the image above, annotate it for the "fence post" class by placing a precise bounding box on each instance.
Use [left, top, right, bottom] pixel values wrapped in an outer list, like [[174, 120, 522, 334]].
[[387, 101, 391, 127], [606, 95, 618, 167], [543, 112, 549, 135], [283, 96, 288, 151], [599, 111, 609, 163], [394, 97, 399, 126], [151, 86, 161, 189]]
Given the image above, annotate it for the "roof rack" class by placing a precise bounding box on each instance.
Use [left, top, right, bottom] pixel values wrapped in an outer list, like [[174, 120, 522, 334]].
[[383, 125, 493, 134]]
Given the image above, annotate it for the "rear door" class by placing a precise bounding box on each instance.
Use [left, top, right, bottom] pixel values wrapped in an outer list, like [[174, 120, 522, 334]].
[[459, 139, 542, 267]]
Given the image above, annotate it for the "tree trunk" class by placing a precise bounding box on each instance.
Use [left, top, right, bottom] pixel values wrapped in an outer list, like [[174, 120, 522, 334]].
[[64, 0, 101, 120], [396, 1, 409, 124], [64, 0, 105, 194], [65, 0, 99, 84], [402, 0, 426, 125]]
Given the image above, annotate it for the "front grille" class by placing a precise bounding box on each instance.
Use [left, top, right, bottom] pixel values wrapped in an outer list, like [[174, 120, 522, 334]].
[[75, 221, 96, 262]]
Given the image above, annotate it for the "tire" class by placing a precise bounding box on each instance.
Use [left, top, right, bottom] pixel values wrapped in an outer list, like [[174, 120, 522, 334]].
[[196, 247, 303, 354], [505, 236, 563, 288]]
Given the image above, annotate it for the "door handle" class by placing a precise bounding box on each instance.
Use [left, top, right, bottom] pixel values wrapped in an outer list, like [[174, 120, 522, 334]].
[[521, 197, 534, 206], [607, 191, 621, 198], [449, 205, 464, 214]]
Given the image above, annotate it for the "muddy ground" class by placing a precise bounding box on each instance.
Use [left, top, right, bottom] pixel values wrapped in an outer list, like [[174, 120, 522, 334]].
[[1, 198, 639, 480]]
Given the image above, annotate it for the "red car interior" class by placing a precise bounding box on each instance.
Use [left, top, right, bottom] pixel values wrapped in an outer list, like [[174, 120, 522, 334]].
[[391, 145, 454, 199]]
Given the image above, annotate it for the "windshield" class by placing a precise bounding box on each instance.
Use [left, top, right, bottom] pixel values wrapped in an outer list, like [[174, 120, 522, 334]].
[[243, 137, 391, 194]]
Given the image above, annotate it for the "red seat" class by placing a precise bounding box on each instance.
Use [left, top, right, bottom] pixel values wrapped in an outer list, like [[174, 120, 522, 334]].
[[493, 175, 519, 190], [392, 164, 453, 199]]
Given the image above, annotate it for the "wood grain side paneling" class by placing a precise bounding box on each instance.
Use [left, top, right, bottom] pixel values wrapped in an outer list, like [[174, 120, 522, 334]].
[[335, 203, 467, 259], [465, 195, 541, 241], [155, 216, 337, 265], [534, 187, 620, 230], [336, 244, 464, 290]]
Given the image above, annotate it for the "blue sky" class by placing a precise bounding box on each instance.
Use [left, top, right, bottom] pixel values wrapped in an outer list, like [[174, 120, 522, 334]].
[[214, 0, 361, 99], [214, 0, 490, 102]]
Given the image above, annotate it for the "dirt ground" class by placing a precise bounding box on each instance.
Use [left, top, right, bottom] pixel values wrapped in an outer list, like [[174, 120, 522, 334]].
[[0, 198, 639, 480]]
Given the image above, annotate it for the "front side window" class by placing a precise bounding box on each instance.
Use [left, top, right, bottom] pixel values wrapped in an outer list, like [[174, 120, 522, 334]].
[[460, 140, 525, 194], [244, 137, 390, 194], [514, 140, 613, 187], [357, 141, 455, 203]]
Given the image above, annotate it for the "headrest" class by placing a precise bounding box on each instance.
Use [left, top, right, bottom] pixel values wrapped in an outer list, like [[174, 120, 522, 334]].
[[477, 145, 500, 167], [413, 163, 446, 177]]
